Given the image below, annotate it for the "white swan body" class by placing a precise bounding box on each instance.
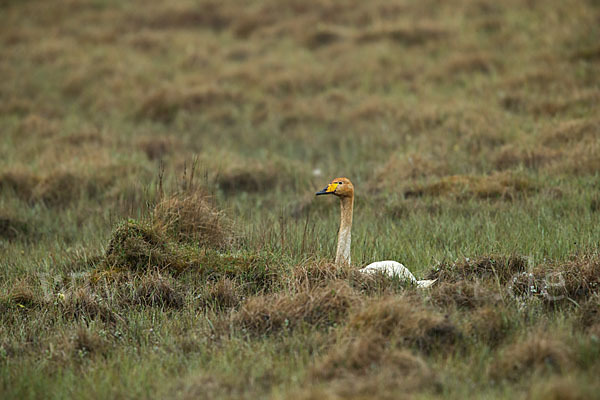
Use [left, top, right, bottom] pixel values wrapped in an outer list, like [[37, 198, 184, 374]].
[[316, 177, 436, 289], [359, 261, 437, 288]]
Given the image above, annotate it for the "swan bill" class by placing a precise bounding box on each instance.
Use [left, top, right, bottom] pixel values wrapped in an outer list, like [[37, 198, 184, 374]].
[[315, 183, 338, 195]]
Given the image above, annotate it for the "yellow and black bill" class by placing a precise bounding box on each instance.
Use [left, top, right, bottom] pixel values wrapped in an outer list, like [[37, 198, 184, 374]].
[[316, 182, 338, 195]]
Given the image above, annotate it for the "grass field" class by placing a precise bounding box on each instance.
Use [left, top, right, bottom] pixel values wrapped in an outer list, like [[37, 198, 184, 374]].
[[1, 0, 600, 398]]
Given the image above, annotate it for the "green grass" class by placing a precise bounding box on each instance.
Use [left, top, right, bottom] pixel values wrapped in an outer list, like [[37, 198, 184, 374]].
[[1, 0, 600, 398]]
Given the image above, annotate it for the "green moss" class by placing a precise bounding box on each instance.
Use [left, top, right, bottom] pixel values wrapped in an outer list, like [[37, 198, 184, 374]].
[[104, 219, 186, 273]]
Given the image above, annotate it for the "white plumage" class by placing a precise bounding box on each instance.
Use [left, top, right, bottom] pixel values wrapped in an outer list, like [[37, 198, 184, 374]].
[[359, 261, 437, 288]]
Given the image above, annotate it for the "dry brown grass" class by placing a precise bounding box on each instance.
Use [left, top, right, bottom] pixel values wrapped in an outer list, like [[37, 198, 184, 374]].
[[426, 255, 528, 284], [442, 53, 500, 76], [0, 169, 39, 201], [403, 173, 536, 200], [527, 376, 590, 400], [2, 279, 44, 310], [429, 280, 502, 310], [153, 190, 233, 249], [137, 85, 243, 123], [356, 22, 448, 46], [17, 113, 59, 138], [490, 332, 574, 381], [198, 278, 242, 310], [542, 118, 600, 148], [464, 306, 513, 347], [132, 272, 185, 309], [137, 136, 177, 161], [311, 335, 434, 383], [299, 343, 438, 399], [373, 153, 448, 185], [0, 213, 31, 241], [290, 261, 354, 290], [578, 294, 600, 331], [213, 155, 311, 194], [493, 145, 562, 171], [59, 286, 116, 323], [347, 296, 462, 354], [232, 281, 359, 335], [506, 254, 600, 304], [0, 165, 134, 207]]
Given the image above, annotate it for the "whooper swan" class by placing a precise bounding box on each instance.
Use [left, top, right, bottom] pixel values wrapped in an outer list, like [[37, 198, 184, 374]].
[[316, 177, 436, 288]]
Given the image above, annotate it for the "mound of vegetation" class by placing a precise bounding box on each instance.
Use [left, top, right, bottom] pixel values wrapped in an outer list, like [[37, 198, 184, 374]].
[[153, 190, 233, 248], [104, 219, 187, 273], [232, 281, 359, 335], [404, 173, 536, 200]]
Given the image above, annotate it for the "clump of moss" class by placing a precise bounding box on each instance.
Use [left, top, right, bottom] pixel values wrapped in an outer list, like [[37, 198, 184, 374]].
[[104, 219, 187, 273], [191, 251, 278, 294]]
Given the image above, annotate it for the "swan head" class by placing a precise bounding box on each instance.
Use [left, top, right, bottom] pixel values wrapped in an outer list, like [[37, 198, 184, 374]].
[[315, 177, 354, 198]]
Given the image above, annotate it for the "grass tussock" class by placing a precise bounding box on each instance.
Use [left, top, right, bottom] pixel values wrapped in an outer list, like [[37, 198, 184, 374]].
[[153, 190, 233, 249], [543, 118, 600, 148], [527, 376, 591, 400], [493, 145, 562, 171], [404, 173, 536, 200], [578, 294, 600, 331], [373, 153, 448, 185], [347, 296, 462, 354], [0, 166, 132, 207], [137, 136, 178, 161], [290, 261, 354, 290], [104, 219, 187, 273], [137, 86, 243, 123], [311, 335, 434, 383], [1, 279, 45, 310], [60, 287, 117, 323], [356, 23, 448, 46], [301, 343, 439, 399], [198, 278, 242, 310], [133, 272, 185, 309], [0, 214, 32, 241], [426, 255, 528, 284], [464, 306, 514, 347], [232, 281, 359, 335], [507, 254, 600, 304], [429, 280, 502, 310], [214, 155, 310, 194], [0, 169, 39, 201], [491, 333, 574, 381]]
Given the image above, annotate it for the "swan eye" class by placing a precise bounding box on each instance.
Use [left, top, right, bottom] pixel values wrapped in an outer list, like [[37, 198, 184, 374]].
[[337, 181, 343, 184]]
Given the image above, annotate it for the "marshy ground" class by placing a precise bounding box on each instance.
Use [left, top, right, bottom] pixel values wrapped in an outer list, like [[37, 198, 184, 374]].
[[1, 0, 600, 398]]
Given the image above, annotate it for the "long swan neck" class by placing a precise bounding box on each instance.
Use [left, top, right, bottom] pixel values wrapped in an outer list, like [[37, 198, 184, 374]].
[[335, 195, 354, 265]]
